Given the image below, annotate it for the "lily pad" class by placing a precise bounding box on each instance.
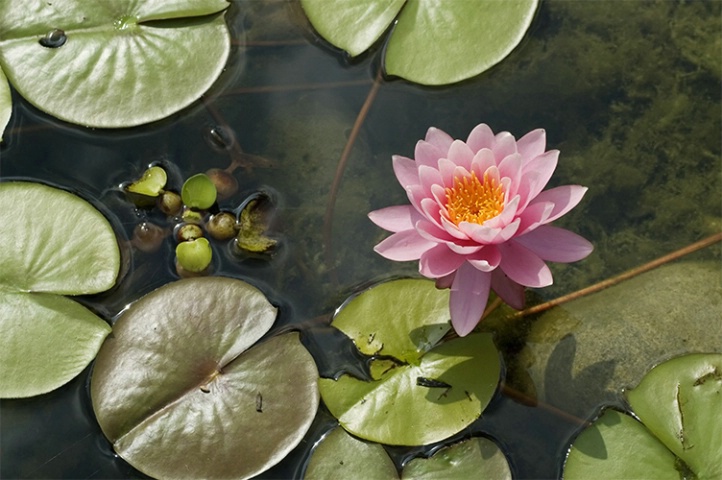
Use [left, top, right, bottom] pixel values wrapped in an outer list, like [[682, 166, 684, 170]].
[[0, 66, 10, 141], [176, 237, 212, 273], [181, 173, 217, 210], [563, 354, 722, 479], [304, 428, 511, 480], [91, 277, 320, 480], [0, 181, 119, 398], [301, 0, 539, 85], [0, 0, 231, 128]]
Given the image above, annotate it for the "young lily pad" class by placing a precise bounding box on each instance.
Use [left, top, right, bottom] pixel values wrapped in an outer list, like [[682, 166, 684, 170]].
[[0, 182, 119, 398], [91, 277, 320, 480], [402, 437, 512, 479], [331, 279, 451, 364], [0, 0, 230, 128], [301, 0, 538, 85], [176, 237, 213, 273], [126, 166, 167, 197], [564, 354, 722, 479], [236, 195, 277, 254], [0, 65, 10, 141], [320, 333, 501, 446], [304, 427, 398, 479], [181, 173, 217, 210]]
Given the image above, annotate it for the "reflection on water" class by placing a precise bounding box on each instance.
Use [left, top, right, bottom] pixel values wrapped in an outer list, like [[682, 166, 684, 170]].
[[1, 0, 719, 478]]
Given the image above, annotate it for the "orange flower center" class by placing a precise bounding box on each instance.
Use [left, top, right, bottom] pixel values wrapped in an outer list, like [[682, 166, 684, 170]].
[[445, 171, 505, 225]]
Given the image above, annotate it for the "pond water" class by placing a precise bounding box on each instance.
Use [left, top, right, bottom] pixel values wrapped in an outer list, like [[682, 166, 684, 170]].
[[1, 1, 720, 478]]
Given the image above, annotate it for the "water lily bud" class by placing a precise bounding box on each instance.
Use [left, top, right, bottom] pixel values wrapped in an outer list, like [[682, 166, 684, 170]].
[[206, 168, 238, 200], [157, 191, 182, 216], [131, 222, 166, 253], [206, 212, 237, 240], [176, 223, 204, 243]]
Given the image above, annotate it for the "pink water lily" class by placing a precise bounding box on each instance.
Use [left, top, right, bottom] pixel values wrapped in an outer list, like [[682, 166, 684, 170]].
[[369, 124, 593, 336]]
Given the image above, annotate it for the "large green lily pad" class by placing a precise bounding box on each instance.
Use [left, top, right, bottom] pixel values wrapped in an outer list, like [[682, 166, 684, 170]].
[[0, 66, 10, 141], [321, 279, 500, 446], [301, 0, 539, 85], [564, 354, 722, 479], [0, 0, 230, 128], [91, 277, 320, 480], [0, 181, 119, 398], [304, 427, 511, 480]]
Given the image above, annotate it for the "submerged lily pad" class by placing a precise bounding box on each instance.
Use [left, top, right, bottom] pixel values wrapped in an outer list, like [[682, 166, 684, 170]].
[[0, 0, 231, 128], [321, 279, 500, 446], [0, 182, 119, 398], [564, 354, 722, 479], [304, 428, 511, 480], [91, 277, 320, 480], [301, 0, 538, 85], [0, 66, 10, 141]]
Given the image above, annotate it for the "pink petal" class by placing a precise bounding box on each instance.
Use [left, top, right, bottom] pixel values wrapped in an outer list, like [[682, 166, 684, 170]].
[[450, 263, 492, 336], [436, 272, 455, 289], [516, 129, 546, 161], [440, 216, 471, 240], [470, 148, 496, 177], [516, 201, 554, 236], [498, 153, 522, 198], [415, 140, 445, 168], [466, 124, 495, 152], [416, 219, 456, 243], [467, 245, 501, 272], [484, 195, 520, 230], [514, 225, 593, 262], [533, 185, 588, 224], [425, 127, 454, 152], [406, 184, 427, 213], [447, 243, 484, 255], [418, 165, 444, 198], [368, 205, 420, 232], [374, 230, 436, 261], [447, 140, 474, 171], [419, 197, 443, 227], [491, 270, 525, 310], [498, 241, 553, 288], [438, 158, 457, 187], [460, 218, 520, 244], [521, 150, 559, 200], [392, 155, 419, 187], [493, 132, 517, 161], [420, 244, 466, 278]]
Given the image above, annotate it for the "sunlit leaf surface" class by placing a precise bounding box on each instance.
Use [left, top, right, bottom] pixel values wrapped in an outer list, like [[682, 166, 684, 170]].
[[564, 354, 722, 479], [91, 277, 320, 480], [0, 66, 10, 141], [0, 0, 230, 127], [402, 437, 512, 479], [0, 182, 119, 398], [301, 0, 538, 85]]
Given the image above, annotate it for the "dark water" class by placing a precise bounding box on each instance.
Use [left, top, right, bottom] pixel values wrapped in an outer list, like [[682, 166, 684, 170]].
[[1, 1, 720, 478]]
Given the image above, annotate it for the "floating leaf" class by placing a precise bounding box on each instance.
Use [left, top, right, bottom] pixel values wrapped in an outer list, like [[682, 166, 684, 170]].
[[91, 277, 320, 480], [176, 237, 212, 273], [126, 166, 167, 198], [0, 182, 119, 398], [236, 194, 277, 253], [304, 427, 398, 479], [301, 0, 538, 85], [402, 437, 512, 479], [332, 279, 451, 363], [0, 65, 10, 141], [0, 0, 230, 128], [181, 173, 217, 210], [563, 354, 722, 479], [304, 428, 511, 480]]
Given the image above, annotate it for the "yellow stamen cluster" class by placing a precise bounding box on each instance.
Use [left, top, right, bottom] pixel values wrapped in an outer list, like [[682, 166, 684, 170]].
[[445, 171, 505, 225]]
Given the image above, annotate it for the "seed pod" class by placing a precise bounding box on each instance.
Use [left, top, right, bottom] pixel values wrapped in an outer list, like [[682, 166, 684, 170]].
[[157, 191, 182, 217], [206, 168, 238, 200], [175, 223, 204, 243], [131, 222, 166, 253], [206, 212, 237, 240]]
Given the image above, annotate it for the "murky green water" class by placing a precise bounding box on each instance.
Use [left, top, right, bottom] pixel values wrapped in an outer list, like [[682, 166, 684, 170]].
[[1, 1, 720, 478]]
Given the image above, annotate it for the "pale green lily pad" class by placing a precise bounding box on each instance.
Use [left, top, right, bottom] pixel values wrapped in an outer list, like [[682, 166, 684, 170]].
[[332, 279, 451, 364], [176, 237, 212, 273], [402, 437, 512, 480], [91, 277, 320, 480], [304, 427, 398, 480], [126, 166, 167, 197], [564, 354, 722, 479], [320, 333, 500, 446], [182, 173, 217, 210], [0, 65, 10, 141], [0, 0, 230, 128], [304, 428, 510, 480], [626, 353, 722, 479], [301, 0, 538, 85], [0, 181, 119, 398]]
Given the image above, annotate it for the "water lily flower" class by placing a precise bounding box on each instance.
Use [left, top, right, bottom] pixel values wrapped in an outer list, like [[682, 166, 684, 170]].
[[369, 124, 593, 336]]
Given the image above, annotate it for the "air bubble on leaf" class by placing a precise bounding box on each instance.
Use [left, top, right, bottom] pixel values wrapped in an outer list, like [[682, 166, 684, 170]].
[[204, 125, 236, 152], [39, 29, 67, 48]]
